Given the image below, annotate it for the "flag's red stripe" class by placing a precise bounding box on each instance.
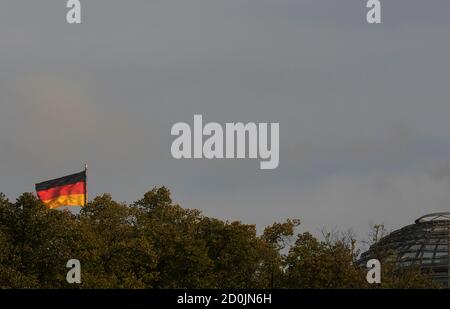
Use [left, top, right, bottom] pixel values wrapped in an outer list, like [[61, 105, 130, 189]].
[[37, 181, 85, 201]]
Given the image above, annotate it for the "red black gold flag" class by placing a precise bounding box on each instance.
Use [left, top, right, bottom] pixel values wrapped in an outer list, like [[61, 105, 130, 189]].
[[35, 171, 87, 209]]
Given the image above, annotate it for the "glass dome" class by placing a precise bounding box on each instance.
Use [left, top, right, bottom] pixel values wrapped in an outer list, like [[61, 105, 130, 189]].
[[359, 213, 450, 287]]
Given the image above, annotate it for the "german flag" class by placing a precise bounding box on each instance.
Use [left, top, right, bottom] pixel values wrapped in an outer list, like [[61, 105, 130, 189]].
[[35, 171, 87, 209]]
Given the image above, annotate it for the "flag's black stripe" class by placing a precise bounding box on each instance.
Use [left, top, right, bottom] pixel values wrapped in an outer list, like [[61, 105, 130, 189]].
[[35, 171, 86, 191]]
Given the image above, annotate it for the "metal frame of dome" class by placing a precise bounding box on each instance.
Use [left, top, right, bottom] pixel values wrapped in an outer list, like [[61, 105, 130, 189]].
[[415, 212, 450, 224], [359, 213, 450, 287]]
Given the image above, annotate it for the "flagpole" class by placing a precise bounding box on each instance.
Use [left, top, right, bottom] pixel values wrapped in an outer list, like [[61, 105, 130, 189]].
[[84, 163, 88, 207]]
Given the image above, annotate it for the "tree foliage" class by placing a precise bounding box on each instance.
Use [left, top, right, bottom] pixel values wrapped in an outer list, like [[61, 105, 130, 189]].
[[0, 188, 439, 288]]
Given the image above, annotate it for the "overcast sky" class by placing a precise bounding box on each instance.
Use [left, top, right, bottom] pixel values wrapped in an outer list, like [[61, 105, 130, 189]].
[[1, 0, 450, 240]]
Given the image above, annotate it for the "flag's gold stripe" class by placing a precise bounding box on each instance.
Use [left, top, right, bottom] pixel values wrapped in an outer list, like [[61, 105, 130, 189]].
[[42, 194, 85, 209]]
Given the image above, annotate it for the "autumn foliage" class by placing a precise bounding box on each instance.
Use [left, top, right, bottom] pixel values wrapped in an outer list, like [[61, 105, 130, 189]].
[[0, 187, 438, 288]]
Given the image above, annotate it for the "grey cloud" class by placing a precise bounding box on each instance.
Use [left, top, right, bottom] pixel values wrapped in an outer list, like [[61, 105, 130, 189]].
[[0, 1, 450, 239]]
